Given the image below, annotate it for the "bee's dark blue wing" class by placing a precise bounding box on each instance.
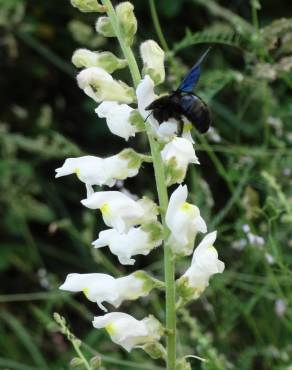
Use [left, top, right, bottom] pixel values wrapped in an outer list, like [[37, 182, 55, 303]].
[[178, 48, 211, 93]]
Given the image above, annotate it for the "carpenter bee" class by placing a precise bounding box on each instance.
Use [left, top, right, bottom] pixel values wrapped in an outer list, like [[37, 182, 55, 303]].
[[145, 48, 211, 135]]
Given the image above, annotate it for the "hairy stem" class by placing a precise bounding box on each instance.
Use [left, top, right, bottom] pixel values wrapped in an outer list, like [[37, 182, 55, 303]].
[[72, 339, 92, 370], [100, 1, 176, 368]]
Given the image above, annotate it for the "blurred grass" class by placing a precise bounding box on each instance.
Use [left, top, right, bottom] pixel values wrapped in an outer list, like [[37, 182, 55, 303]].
[[0, 0, 292, 369]]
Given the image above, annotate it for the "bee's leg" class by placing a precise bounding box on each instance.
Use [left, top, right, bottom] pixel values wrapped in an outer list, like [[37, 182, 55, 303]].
[[177, 120, 184, 136]]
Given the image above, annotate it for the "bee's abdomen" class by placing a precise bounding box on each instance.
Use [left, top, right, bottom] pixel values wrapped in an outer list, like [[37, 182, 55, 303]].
[[181, 95, 210, 133]]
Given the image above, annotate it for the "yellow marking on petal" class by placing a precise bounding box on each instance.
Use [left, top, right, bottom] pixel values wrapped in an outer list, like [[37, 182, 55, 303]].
[[105, 323, 116, 335], [208, 246, 216, 252], [83, 288, 90, 299], [74, 168, 81, 179], [183, 123, 192, 132], [100, 203, 110, 216], [181, 202, 192, 212]]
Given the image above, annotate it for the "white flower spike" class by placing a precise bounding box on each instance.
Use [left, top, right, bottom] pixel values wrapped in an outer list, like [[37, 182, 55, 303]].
[[96, 101, 138, 140], [166, 185, 207, 256], [55, 149, 143, 196], [81, 191, 157, 232], [161, 137, 199, 186], [177, 231, 225, 300], [93, 312, 163, 352], [140, 40, 165, 85], [93, 222, 163, 265], [77, 67, 135, 104], [59, 271, 157, 312]]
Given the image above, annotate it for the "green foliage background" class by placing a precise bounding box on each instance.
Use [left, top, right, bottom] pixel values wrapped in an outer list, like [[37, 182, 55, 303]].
[[0, 0, 292, 369]]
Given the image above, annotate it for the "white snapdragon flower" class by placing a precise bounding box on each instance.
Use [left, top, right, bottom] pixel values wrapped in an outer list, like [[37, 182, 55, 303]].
[[81, 191, 157, 232], [177, 231, 225, 300], [77, 67, 135, 103], [59, 271, 156, 312], [55, 149, 142, 196], [166, 185, 207, 256], [140, 40, 165, 85], [161, 137, 199, 186], [93, 222, 163, 265], [95, 101, 138, 140], [93, 312, 163, 352]]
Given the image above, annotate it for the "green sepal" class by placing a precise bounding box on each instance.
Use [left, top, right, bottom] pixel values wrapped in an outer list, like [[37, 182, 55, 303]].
[[143, 342, 166, 360], [119, 148, 143, 169], [164, 157, 185, 186], [141, 221, 163, 243], [129, 110, 146, 131]]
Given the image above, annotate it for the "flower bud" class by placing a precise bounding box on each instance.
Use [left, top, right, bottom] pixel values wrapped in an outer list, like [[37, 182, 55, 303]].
[[116, 2, 137, 45], [77, 67, 135, 104], [70, 357, 84, 367], [89, 356, 102, 369], [72, 49, 127, 73], [140, 40, 165, 85], [71, 0, 106, 13], [96, 16, 115, 37], [175, 358, 191, 370]]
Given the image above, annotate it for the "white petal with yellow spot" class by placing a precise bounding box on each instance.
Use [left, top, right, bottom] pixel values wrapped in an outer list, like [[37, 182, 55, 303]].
[[59, 271, 153, 312], [81, 191, 146, 232], [92, 312, 162, 352]]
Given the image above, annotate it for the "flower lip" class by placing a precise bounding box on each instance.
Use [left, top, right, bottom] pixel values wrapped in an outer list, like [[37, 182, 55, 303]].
[[92, 224, 162, 265], [81, 191, 151, 233], [166, 185, 207, 255], [95, 101, 137, 140]]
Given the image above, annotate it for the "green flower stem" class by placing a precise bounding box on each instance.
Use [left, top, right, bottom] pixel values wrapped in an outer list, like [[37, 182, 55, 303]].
[[101, 0, 140, 87], [100, 1, 176, 368], [149, 0, 169, 52], [72, 339, 93, 370]]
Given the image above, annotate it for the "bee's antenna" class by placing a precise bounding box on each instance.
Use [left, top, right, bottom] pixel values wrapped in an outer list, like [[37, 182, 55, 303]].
[[144, 111, 152, 122], [196, 46, 212, 67]]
